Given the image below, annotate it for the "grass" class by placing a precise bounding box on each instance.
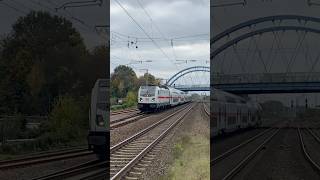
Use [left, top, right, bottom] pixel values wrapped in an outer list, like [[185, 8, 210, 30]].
[[163, 135, 210, 180]]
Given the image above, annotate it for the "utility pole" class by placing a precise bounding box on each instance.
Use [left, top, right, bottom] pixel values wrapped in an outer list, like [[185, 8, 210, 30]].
[[140, 69, 149, 86], [305, 97, 308, 109]]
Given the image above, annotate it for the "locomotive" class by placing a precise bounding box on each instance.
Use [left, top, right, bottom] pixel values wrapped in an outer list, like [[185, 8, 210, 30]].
[[211, 89, 262, 137], [88, 79, 108, 160], [137, 85, 191, 112]]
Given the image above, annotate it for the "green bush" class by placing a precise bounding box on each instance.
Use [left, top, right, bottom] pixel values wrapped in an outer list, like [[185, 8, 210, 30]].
[[48, 95, 87, 142], [125, 91, 137, 107]]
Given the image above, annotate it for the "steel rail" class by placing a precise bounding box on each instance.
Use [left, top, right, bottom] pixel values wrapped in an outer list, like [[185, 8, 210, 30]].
[[0, 148, 91, 169], [203, 102, 209, 117], [110, 103, 192, 153], [31, 160, 101, 180], [79, 169, 108, 180], [111, 108, 139, 116], [33, 161, 106, 180], [299, 128, 320, 172], [110, 104, 195, 179], [110, 112, 146, 125], [211, 128, 274, 165], [221, 128, 280, 180]]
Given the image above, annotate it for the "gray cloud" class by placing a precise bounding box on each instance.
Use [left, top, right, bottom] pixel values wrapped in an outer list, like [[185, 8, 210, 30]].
[[0, 0, 107, 49], [111, 0, 210, 82]]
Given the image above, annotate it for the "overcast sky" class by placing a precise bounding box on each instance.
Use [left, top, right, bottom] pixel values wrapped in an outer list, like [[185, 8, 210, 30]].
[[110, 0, 210, 85], [0, 0, 107, 49], [211, 0, 320, 106]]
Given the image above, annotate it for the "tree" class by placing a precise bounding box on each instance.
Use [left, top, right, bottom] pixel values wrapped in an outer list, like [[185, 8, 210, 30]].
[[137, 73, 160, 87], [111, 65, 137, 98], [0, 11, 89, 114]]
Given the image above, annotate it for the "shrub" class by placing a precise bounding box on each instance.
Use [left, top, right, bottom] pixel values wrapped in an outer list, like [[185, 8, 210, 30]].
[[125, 91, 137, 107], [48, 95, 86, 142]]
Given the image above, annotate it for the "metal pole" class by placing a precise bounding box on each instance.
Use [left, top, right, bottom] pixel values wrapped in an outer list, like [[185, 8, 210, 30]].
[[146, 69, 148, 86]]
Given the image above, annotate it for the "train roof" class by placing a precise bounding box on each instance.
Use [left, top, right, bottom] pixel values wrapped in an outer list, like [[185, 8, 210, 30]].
[[212, 88, 249, 104], [139, 85, 169, 89]]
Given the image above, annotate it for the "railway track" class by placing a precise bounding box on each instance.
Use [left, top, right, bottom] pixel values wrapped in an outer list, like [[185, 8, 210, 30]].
[[111, 108, 139, 116], [0, 147, 91, 169], [212, 127, 280, 180], [298, 128, 320, 172], [110, 103, 195, 179], [31, 160, 107, 180], [110, 112, 149, 129], [110, 103, 190, 129], [202, 102, 209, 117]]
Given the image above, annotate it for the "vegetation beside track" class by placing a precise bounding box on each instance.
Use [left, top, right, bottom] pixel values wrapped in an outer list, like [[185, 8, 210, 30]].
[[0, 11, 105, 156], [110, 65, 161, 109], [163, 134, 210, 180], [0, 95, 88, 157]]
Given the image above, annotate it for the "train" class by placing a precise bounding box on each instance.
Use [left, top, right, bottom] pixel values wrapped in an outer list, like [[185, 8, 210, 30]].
[[88, 79, 108, 160], [137, 85, 191, 112], [211, 89, 262, 137]]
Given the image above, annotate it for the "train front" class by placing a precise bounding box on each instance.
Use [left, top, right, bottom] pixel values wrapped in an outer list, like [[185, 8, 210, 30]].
[[138, 86, 158, 111], [88, 79, 108, 160]]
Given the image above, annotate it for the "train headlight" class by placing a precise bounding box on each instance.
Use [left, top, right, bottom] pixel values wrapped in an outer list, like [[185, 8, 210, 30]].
[[96, 115, 104, 126], [140, 98, 143, 102], [152, 98, 155, 102]]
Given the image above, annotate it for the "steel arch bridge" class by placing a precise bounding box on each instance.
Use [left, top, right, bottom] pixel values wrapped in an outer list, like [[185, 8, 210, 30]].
[[211, 15, 320, 94], [166, 66, 210, 91]]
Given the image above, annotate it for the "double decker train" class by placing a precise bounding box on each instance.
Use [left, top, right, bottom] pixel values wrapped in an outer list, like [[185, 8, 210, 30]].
[[137, 85, 191, 112], [211, 89, 262, 137], [88, 79, 108, 160]]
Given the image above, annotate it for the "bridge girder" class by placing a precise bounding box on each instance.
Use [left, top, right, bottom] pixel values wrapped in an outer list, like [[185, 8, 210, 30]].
[[166, 66, 209, 86], [211, 15, 320, 45], [211, 15, 320, 94], [211, 26, 320, 59]]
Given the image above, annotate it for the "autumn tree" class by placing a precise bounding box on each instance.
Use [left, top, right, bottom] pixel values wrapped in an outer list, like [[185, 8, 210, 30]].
[[0, 11, 106, 115], [111, 65, 137, 98]]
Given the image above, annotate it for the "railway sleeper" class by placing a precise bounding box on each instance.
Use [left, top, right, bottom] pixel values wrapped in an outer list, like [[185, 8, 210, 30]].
[[137, 163, 149, 167], [125, 176, 139, 180], [110, 157, 133, 161], [122, 147, 144, 150], [141, 160, 152, 164], [144, 156, 155, 161], [110, 160, 129, 164], [129, 171, 142, 176], [118, 149, 140, 153], [112, 154, 136, 158], [115, 151, 137, 155], [133, 167, 146, 171]]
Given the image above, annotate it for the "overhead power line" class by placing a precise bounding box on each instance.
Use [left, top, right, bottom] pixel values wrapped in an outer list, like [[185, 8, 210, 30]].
[[211, 0, 246, 7], [55, 0, 102, 11], [111, 31, 208, 41], [114, 0, 178, 69], [0, 1, 27, 14]]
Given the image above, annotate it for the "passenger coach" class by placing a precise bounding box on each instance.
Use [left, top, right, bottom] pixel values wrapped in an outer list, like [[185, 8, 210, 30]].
[[211, 89, 262, 137], [138, 85, 191, 112]]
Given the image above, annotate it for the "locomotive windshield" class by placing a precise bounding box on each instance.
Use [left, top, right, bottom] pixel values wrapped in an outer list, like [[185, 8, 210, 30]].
[[139, 86, 156, 97], [97, 88, 108, 111]]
